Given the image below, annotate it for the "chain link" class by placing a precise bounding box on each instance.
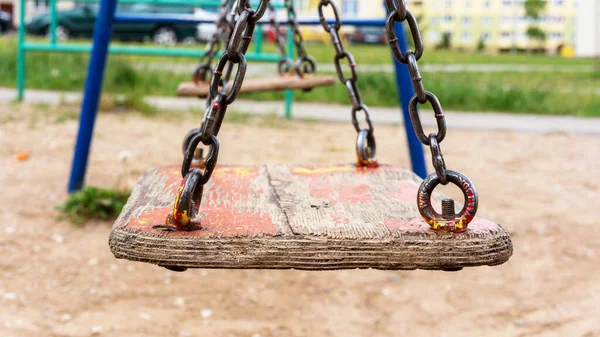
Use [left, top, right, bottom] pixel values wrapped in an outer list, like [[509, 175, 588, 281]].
[[267, 2, 294, 75], [192, 0, 234, 84], [171, 0, 271, 231], [286, 0, 316, 77], [385, 0, 479, 231], [318, 0, 376, 167]]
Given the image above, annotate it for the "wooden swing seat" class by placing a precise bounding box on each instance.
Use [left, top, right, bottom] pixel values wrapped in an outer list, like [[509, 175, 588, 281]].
[[176, 75, 336, 97], [109, 164, 513, 271]]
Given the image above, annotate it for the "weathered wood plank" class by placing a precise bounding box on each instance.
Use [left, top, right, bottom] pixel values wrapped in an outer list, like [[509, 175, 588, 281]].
[[109, 165, 513, 270], [176, 76, 336, 97]]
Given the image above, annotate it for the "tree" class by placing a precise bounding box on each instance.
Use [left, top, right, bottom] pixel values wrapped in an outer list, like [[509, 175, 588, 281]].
[[524, 0, 547, 53], [524, 0, 546, 20]]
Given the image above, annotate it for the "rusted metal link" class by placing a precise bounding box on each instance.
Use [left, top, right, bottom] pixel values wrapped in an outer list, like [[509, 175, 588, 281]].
[[385, 0, 407, 21], [237, 0, 268, 22], [406, 51, 427, 103], [345, 79, 362, 110], [210, 51, 247, 104], [334, 50, 358, 83], [385, 10, 423, 63], [181, 134, 220, 183], [351, 104, 373, 133], [408, 91, 447, 145], [417, 170, 478, 233], [428, 133, 448, 185], [317, 0, 342, 32]]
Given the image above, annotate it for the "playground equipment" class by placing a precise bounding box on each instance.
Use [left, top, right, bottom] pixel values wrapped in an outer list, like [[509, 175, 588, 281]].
[[16, 0, 285, 102], [176, 0, 335, 98], [108, 0, 513, 272]]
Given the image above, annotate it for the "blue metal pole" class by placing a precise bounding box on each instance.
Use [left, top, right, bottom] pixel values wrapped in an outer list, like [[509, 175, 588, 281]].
[[67, 0, 118, 192], [386, 8, 427, 179]]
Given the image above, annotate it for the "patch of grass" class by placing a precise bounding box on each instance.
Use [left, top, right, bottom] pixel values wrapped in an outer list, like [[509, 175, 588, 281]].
[[1, 38, 598, 116], [56, 186, 130, 225]]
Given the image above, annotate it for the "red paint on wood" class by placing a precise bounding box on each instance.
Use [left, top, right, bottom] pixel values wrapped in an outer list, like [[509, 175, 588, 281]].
[[121, 165, 278, 237]]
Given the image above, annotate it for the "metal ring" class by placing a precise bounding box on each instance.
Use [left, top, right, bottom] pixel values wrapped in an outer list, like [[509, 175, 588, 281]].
[[385, 10, 423, 64], [171, 169, 204, 231], [351, 104, 373, 133], [408, 91, 447, 145], [428, 133, 448, 185], [318, 0, 342, 32], [334, 50, 357, 83], [355, 129, 378, 167], [417, 170, 478, 232], [182, 134, 220, 184], [278, 59, 295, 76], [192, 64, 213, 84], [295, 56, 317, 77]]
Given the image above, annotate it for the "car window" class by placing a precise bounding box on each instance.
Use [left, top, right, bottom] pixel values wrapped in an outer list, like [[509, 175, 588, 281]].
[[156, 5, 194, 14], [130, 3, 153, 12]]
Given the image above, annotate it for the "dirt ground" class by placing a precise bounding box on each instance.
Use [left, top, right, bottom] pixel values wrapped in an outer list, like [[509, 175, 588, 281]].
[[1, 103, 599, 337]]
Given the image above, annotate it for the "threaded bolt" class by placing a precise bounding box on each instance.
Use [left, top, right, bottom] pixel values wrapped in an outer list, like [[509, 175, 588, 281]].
[[441, 199, 455, 218]]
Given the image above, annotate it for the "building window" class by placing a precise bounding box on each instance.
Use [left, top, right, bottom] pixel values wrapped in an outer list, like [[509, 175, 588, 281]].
[[483, 1, 491, 8], [429, 31, 441, 42], [342, 0, 358, 17], [482, 32, 491, 41], [501, 31, 512, 39], [502, 0, 512, 7], [443, 15, 453, 23], [481, 16, 492, 25], [461, 17, 472, 25], [552, 0, 564, 6], [444, 0, 452, 8], [550, 32, 564, 40], [465, 1, 472, 8], [461, 32, 472, 42], [500, 16, 512, 24]]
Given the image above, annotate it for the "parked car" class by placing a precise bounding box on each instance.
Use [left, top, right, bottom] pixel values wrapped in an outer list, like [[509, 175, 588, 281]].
[[347, 26, 386, 44], [194, 7, 219, 42], [25, 3, 198, 44], [0, 10, 11, 34]]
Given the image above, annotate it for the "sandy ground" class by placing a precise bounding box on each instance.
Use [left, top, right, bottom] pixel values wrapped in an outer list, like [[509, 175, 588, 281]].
[[1, 103, 599, 337]]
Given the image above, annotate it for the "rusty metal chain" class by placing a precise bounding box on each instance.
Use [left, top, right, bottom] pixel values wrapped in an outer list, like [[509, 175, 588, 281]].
[[267, 2, 294, 75], [192, 0, 234, 84], [385, 0, 479, 232], [287, 0, 316, 77], [166, 0, 271, 232], [318, 0, 376, 167]]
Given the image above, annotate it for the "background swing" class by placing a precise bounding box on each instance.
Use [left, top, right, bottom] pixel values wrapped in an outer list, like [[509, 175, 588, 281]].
[[109, 0, 513, 272], [176, 0, 336, 97]]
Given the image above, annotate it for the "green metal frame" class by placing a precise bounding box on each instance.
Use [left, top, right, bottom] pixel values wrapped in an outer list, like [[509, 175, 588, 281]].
[[17, 0, 294, 117]]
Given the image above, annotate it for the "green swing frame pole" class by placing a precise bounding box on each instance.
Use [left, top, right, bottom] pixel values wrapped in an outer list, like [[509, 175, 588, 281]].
[[284, 25, 293, 119], [16, 0, 25, 100], [15, 0, 284, 102]]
